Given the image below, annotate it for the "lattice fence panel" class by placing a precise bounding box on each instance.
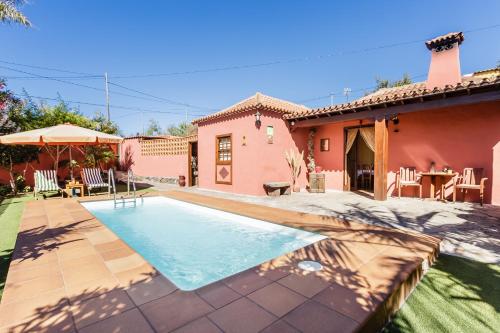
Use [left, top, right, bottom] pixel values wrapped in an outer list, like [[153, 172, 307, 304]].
[[140, 135, 197, 156]]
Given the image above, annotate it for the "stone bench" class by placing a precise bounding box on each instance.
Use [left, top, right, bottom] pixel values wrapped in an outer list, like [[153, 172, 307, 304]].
[[264, 182, 291, 196]]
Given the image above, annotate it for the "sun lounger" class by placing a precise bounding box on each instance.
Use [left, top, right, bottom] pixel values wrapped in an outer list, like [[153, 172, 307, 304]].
[[34, 170, 63, 199], [81, 168, 109, 196]]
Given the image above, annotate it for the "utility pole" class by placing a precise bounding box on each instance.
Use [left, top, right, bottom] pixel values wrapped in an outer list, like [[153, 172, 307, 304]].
[[104, 72, 110, 121], [141, 110, 144, 135], [185, 110, 188, 123], [330, 92, 335, 106]]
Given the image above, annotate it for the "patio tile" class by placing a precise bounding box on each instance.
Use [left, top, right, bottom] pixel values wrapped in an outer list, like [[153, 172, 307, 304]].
[[9, 251, 59, 271], [78, 308, 154, 333], [100, 246, 135, 261], [283, 300, 358, 333], [2, 270, 64, 304], [115, 263, 157, 287], [140, 290, 214, 332], [356, 253, 418, 297], [260, 320, 300, 333], [62, 261, 114, 287], [223, 269, 272, 295], [207, 297, 276, 333], [172, 317, 222, 333], [66, 276, 121, 303], [0, 288, 68, 329], [254, 263, 292, 281], [56, 242, 98, 262], [277, 272, 329, 298], [59, 253, 104, 271], [0, 310, 75, 333], [126, 274, 177, 306], [196, 281, 241, 309], [70, 290, 135, 329], [247, 282, 306, 317], [94, 239, 130, 254], [313, 282, 378, 323], [5, 261, 60, 284], [84, 229, 118, 245], [105, 253, 147, 274]]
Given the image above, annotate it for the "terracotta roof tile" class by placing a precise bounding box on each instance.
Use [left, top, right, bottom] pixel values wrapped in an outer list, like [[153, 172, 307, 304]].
[[425, 32, 464, 50], [192, 92, 310, 124], [286, 72, 500, 120]]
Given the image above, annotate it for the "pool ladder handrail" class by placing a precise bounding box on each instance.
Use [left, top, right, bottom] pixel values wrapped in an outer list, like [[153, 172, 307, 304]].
[[108, 168, 117, 206], [109, 169, 143, 208]]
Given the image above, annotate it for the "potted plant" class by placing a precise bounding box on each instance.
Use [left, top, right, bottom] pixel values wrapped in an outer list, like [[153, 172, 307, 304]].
[[285, 149, 304, 192]]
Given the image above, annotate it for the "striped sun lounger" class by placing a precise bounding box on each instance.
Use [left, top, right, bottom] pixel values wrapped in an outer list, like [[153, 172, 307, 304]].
[[81, 168, 109, 196], [34, 170, 63, 199]]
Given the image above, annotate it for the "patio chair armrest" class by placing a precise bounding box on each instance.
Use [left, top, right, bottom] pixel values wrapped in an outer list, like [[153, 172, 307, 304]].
[[480, 178, 488, 186], [453, 176, 463, 185]]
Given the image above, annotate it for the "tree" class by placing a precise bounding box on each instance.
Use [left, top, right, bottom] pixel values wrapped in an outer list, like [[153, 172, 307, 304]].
[[166, 122, 197, 137], [33, 100, 120, 171], [145, 119, 162, 136], [1, 80, 121, 190], [371, 73, 412, 93], [0, 80, 39, 193], [0, 0, 31, 26]]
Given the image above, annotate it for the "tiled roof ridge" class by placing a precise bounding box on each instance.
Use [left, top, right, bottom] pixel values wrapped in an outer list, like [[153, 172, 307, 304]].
[[285, 74, 500, 120], [425, 32, 464, 50], [192, 92, 310, 124]]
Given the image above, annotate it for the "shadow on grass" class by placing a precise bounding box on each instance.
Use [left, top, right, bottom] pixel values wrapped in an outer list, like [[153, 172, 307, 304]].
[[384, 254, 500, 333], [0, 249, 13, 299]]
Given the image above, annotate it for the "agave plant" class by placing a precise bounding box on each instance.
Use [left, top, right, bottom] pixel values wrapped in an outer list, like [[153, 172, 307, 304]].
[[285, 149, 303, 191]]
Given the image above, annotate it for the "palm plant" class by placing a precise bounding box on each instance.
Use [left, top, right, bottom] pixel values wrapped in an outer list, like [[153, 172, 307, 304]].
[[0, 0, 31, 26], [285, 149, 303, 192]]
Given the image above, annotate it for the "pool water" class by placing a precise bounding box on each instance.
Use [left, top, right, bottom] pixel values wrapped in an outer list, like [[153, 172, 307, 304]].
[[82, 196, 326, 290]]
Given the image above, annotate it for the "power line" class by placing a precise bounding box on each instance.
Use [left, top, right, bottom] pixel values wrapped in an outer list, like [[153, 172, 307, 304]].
[[2, 22, 499, 82], [107, 81, 217, 111], [14, 92, 207, 116], [107, 23, 500, 79], [0, 60, 99, 77], [0, 65, 214, 108], [0, 75, 102, 80], [295, 73, 427, 104]]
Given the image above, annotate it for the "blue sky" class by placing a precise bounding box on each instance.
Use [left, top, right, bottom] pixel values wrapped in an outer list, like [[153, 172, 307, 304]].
[[1, 1, 499, 135]]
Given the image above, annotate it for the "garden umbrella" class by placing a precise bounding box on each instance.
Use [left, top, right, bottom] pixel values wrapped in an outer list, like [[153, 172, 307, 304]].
[[0, 123, 123, 179]]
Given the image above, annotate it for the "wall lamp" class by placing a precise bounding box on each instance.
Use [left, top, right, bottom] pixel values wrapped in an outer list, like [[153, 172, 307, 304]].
[[255, 111, 261, 127], [390, 114, 399, 125]]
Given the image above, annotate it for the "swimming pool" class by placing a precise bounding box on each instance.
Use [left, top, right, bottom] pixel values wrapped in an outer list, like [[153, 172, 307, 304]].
[[82, 196, 326, 290]]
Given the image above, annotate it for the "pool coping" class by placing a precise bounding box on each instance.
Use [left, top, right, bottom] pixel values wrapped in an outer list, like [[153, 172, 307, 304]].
[[80, 195, 329, 291], [0, 190, 441, 333]]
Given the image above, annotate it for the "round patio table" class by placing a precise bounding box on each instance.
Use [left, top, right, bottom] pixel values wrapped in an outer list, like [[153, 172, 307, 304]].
[[420, 172, 458, 201]]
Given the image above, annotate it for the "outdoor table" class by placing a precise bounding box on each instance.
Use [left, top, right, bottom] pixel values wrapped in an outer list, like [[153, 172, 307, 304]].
[[420, 172, 457, 201], [65, 182, 85, 197]]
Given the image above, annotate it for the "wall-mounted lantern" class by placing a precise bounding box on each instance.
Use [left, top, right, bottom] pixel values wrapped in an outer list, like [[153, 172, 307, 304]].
[[390, 114, 400, 132], [255, 111, 261, 128]]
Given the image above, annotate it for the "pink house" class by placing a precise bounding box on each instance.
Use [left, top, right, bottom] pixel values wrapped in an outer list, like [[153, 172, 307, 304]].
[[124, 32, 500, 205]]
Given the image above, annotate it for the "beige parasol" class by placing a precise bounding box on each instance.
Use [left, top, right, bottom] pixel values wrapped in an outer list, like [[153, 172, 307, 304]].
[[0, 124, 123, 179], [0, 124, 122, 145]]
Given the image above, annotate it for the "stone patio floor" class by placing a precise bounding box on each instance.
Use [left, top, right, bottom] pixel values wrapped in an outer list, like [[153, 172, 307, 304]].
[[168, 186, 499, 264], [0, 191, 439, 333]]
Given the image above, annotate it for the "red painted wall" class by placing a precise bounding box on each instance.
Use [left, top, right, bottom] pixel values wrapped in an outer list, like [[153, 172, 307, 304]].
[[312, 120, 372, 191], [0, 145, 118, 187], [197, 109, 309, 196], [386, 101, 500, 204], [120, 138, 188, 179]]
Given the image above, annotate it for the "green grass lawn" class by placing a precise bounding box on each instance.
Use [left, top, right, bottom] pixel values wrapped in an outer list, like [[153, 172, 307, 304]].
[[0, 195, 33, 301], [384, 254, 500, 333]]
